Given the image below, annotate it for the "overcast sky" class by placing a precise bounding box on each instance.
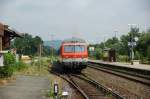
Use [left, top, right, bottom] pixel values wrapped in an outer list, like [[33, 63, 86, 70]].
[[0, 0, 150, 43]]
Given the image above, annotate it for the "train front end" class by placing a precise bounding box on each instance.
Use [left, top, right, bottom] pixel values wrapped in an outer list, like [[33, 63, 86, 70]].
[[60, 39, 88, 71]]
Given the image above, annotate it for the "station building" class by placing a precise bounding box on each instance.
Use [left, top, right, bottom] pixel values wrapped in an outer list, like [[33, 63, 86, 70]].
[[0, 22, 22, 50], [0, 22, 22, 66]]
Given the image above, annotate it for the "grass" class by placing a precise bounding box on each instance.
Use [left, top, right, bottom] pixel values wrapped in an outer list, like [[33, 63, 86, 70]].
[[46, 81, 54, 98], [15, 58, 50, 76]]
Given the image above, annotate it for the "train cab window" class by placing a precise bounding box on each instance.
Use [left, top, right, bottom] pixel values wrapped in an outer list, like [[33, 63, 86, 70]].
[[64, 45, 85, 53], [75, 45, 85, 52], [64, 45, 74, 52]]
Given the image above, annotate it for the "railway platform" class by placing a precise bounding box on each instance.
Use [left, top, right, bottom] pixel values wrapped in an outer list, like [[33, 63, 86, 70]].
[[88, 60, 150, 71]]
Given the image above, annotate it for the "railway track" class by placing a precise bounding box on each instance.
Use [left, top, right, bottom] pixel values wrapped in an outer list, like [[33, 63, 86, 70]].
[[87, 63, 150, 86], [71, 74, 124, 99], [50, 71, 124, 99]]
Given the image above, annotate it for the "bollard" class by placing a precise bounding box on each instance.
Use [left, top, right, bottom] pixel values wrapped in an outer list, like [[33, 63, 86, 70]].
[[54, 81, 59, 99]]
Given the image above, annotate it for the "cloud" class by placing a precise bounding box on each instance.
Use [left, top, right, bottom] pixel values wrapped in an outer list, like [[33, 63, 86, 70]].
[[0, 0, 150, 43]]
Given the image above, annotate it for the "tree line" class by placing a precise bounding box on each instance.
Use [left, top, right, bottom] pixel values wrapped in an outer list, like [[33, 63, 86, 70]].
[[11, 33, 51, 56], [89, 27, 150, 63]]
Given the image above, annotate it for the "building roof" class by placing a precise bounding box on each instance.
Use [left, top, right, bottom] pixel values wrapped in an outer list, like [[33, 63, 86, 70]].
[[4, 25, 22, 37], [0, 22, 22, 37]]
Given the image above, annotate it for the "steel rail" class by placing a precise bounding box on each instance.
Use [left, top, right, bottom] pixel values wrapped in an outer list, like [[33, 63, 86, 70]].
[[50, 71, 89, 99], [88, 62, 150, 79], [50, 70, 124, 99], [87, 63, 150, 86], [72, 74, 124, 99]]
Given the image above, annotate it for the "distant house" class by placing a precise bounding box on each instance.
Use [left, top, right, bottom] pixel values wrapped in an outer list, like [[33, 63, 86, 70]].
[[0, 22, 22, 50], [103, 48, 116, 62]]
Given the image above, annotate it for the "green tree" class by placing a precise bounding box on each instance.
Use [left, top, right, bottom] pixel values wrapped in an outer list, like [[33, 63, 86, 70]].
[[137, 32, 150, 57], [120, 27, 140, 55], [12, 33, 43, 56], [105, 37, 119, 48], [147, 46, 150, 61], [95, 48, 103, 59]]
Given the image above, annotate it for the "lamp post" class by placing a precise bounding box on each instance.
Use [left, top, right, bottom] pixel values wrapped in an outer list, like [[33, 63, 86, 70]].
[[114, 30, 118, 38]]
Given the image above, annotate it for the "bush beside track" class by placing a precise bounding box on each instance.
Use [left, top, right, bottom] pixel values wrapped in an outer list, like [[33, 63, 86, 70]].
[[0, 53, 27, 78]]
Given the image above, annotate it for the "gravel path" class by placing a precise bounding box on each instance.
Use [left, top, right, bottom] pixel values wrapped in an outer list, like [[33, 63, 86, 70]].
[[0, 75, 50, 99]]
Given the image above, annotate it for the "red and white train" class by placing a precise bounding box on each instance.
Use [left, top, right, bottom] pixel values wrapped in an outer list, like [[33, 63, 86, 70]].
[[60, 37, 88, 71]]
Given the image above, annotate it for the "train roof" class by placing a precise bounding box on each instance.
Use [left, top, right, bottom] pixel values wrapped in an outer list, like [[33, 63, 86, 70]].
[[63, 37, 86, 43]]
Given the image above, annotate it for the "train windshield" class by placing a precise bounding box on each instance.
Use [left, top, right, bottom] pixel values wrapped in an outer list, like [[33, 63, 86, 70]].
[[64, 45, 85, 53]]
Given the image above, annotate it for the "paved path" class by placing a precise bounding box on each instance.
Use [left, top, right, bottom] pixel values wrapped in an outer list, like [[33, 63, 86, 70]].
[[89, 60, 150, 71], [0, 76, 50, 99]]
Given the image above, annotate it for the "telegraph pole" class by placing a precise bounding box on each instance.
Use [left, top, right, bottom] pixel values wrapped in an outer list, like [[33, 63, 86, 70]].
[[39, 44, 42, 75], [104, 36, 106, 48], [50, 34, 55, 62], [114, 30, 118, 38]]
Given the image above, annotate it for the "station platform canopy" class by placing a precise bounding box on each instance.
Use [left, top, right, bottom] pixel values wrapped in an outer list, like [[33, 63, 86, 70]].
[[4, 25, 22, 38], [0, 22, 22, 50]]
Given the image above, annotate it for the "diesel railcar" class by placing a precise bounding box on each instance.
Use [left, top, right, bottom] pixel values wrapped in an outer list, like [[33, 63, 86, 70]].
[[60, 37, 88, 71]]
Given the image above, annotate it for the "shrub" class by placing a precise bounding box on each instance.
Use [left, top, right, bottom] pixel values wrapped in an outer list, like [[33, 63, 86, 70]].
[[94, 48, 103, 60], [95, 51, 103, 60], [0, 53, 16, 78], [134, 51, 140, 60], [4, 53, 16, 65], [0, 66, 13, 78], [13, 61, 27, 71], [141, 57, 149, 64], [0, 53, 27, 78], [0, 62, 27, 78], [117, 55, 129, 62], [147, 46, 150, 61]]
